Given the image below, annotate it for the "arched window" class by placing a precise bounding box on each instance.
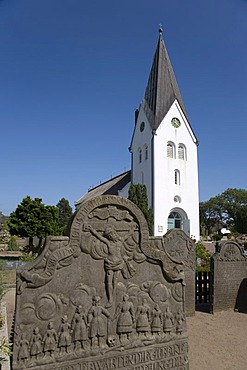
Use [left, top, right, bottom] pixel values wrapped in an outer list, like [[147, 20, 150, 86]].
[[138, 148, 142, 163], [178, 144, 186, 160], [167, 142, 175, 158], [174, 169, 180, 185], [143, 144, 148, 160]]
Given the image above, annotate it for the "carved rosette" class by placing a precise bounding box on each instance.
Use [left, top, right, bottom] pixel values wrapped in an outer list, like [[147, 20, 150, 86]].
[[161, 229, 196, 271]]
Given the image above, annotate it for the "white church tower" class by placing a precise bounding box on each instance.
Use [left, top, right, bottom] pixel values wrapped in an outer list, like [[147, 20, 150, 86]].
[[129, 28, 200, 239], [76, 28, 200, 240]]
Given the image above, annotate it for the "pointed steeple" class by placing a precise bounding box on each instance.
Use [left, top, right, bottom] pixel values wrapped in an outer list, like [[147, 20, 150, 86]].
[[143, 28, 189, 130]]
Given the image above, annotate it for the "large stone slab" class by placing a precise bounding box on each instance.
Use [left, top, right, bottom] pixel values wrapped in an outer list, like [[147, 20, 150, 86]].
[[210, 240, 247, 313], [12, 195, 189, 370]]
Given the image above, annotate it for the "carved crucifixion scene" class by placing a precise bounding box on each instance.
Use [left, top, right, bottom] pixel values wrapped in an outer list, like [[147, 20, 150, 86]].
[[12, 195, 190, 370]]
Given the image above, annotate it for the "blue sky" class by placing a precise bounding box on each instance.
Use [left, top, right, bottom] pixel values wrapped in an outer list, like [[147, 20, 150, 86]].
[[0, 0, 247, 215]]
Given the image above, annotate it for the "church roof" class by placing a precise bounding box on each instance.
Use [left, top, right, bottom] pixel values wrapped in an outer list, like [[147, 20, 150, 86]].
[[75, 170, 131, 208], [143, 28, 189, 131]]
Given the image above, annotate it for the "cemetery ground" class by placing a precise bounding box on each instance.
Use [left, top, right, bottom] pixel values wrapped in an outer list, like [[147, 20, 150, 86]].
[[1, 272, 247, 370]]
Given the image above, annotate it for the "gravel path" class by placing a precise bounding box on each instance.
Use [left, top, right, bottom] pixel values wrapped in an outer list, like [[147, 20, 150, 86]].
[[187, 310, 247, 370]]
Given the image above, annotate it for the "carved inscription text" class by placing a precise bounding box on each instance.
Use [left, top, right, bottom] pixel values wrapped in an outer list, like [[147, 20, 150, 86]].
[[36, 341, 188, 370]]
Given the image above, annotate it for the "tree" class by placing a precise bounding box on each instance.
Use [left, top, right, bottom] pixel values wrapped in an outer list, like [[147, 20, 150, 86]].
[[215, 188, 247, 234], [199, 198, 224, 236], [7, 196, 60, 252], [128, 184, 154, 235], [199, 188, 247, 235], [56, 198, 73, 235]]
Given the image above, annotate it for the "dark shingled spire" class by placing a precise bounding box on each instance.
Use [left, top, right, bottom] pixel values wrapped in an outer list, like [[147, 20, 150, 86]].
[[143, 29, 189, 131]]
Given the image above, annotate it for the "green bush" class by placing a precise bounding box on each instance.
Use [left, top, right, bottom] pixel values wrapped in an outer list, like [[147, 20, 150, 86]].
[[7, 236, 19, 251], [0, 337, 12, 360], [20, 253, 37, 262], [195, 242, 211, 272]]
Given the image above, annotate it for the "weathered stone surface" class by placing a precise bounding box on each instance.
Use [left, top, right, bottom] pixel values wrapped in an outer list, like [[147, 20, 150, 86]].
[[210, 240, 247, 313], [12, 195, 189, 370], [161, 229, 196, 317]]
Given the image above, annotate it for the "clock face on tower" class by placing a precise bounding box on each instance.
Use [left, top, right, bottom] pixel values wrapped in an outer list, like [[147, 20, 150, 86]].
[[171, 117, 181, 128]]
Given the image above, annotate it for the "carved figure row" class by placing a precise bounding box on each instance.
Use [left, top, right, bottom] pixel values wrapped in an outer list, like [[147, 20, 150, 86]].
[[17, 295, 185, 362]]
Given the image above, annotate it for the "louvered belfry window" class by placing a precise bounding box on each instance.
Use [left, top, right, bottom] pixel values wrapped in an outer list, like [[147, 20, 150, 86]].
[[178, 144, 185, 160], [167, 142, 174, 158]]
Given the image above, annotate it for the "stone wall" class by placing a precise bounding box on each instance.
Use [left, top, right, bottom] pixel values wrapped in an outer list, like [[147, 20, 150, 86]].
[[210, 240, 247, 313]]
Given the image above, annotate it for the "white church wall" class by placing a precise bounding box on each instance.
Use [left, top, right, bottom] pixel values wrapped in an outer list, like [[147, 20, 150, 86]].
[[153, 101, 200, 240]]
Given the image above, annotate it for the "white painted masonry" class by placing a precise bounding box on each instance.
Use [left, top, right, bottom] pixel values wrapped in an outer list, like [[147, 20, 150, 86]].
[[130, 100, 199, 240]]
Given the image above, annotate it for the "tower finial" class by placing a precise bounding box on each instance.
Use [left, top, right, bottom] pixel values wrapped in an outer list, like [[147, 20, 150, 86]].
[[159, 24, 163, 36]]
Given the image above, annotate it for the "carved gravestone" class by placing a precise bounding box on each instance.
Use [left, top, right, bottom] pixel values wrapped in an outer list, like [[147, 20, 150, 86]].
[[154, 229, 196, 316], [210, 240, 247, 313], [13, 195, 189, 370]]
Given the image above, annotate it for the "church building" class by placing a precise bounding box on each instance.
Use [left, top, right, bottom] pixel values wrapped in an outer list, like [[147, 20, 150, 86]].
[[76, 28, 200, 240]]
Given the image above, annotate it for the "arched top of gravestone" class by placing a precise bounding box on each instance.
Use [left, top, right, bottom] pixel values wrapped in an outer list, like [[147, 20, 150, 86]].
[[70, 195, 150, 257], [70, 195, 186, 285], [162, 229, 196, 271], [213, 240, 247, 261]]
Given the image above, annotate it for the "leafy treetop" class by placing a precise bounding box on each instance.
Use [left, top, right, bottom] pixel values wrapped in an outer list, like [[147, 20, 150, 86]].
[[56, 198, 73, 235], [200, 188, 247, 236], [7, 196, 60, 251]]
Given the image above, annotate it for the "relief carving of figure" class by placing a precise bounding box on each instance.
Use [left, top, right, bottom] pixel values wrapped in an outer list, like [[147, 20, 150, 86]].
[[135, 298, 151, 338], [87, 295, 111, 348], [151, 304, 163, 335], [176, 310, 185, 335], [71, 305, 88, 350], [30, 327, 43, 361], [43, 322, 58, 357], [58, 315, 72, 354], [115, 294, 135, 344], [18, 334, 29, 362], [85, 224, 139, 307], [163, 307, 174, 334]]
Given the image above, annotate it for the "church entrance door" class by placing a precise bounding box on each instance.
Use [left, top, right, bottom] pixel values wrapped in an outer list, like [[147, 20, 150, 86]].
[[167, 209, 190, 236]]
